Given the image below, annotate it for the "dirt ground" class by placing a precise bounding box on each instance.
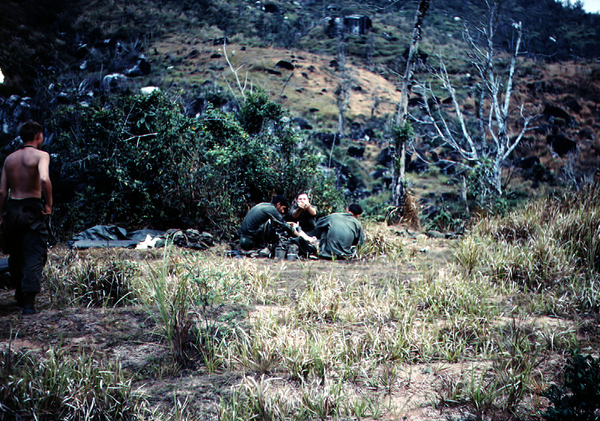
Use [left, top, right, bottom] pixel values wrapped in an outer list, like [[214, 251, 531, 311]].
[[0, 235, 569, 420]]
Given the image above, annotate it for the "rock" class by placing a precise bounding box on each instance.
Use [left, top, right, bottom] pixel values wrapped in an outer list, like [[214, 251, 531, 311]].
[[186, 98, 208, 117], [527, 81, 558, 95], [407, 154, 428, 173], [275, 60, 294, 71], [292, 117, 312, 130], [3, 137, 24, 155], [578, 128, 594, 140], [563, 96, 582, 113], [377, 147, 393, 167], [211, 37, 229, 45], [220, 100, 240, 114], [312, 132, 341, 148], [265, 68, 282, 76], [123, 57, 151, 77], [435, 160, 456, 175], [547, 133, 576, 156], [327, 15, 372, 37], [347, 145, 365, 159], [140, 86, 160, 95], [0, 95, 33, 136], [164, 229, 213, 249], [403, 46, 428, 63], [102, 73, 128, 92], [186, 49, 200, 59], [515, 156, 540, 170], [408, 96, 424, 107], [264, 3, 281, 13], [426, 230, 445, 239], [369, 168, 389, 180], [543, 104, 572, 125], [57, 92, 71, 104]]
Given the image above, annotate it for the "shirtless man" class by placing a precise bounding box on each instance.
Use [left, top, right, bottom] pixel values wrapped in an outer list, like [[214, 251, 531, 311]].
[[0, 121, 52, 314]]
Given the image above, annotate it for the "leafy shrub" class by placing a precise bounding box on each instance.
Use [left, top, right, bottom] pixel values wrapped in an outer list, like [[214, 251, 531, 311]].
[[48, 90, 339, 239], [49, 91, 199, 234], [543, 352, 600, 421]]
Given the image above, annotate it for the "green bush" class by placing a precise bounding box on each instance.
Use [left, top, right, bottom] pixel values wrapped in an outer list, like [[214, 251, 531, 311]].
[[47, 90, 340, 239], [49, 92, 199, 234], [543, 352, 600, 421]]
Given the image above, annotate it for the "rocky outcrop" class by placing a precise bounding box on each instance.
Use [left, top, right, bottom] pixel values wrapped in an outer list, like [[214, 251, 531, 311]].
[[547, 133, 577, 156], [347, 145, 365, 159], [292, 117, 313, 130], [102, 74, 129, 93], [327, 15, 372, 37], [0, 95, 34, 141], [543, 104, 572, 125], [275, 60, 294, 71]]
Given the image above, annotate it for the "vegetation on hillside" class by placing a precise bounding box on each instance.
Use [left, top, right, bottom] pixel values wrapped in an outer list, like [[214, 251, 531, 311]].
[[1, 0, 599, 94], [0, 0, 598, 234]]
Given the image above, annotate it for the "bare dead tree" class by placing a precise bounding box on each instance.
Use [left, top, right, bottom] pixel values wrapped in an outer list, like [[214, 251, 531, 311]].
[[420, 0, 536, 197], [390, 0, 430, 211], [334, 34, 351, 137]]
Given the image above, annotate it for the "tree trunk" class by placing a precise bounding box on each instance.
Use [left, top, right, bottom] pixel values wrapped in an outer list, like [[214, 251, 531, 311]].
[[493, 159, 502, 196], [390, 0, 430, 209]]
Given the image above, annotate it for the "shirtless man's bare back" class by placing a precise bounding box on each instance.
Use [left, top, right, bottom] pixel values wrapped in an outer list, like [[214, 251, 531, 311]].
[[0, 121, 52, 315]]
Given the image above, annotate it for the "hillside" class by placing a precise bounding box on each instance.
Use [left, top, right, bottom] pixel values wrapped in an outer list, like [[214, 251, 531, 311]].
[[0, 0, 599, 233], [2, 2, 600, 420]]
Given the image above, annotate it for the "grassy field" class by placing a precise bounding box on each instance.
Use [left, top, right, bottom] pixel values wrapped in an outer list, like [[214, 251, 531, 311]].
[[1, 185, 599, 420]]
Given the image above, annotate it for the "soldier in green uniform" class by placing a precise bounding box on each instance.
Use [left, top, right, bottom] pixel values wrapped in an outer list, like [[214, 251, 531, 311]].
[[238, 195, 290, 251], [315, 203, 364, 260]]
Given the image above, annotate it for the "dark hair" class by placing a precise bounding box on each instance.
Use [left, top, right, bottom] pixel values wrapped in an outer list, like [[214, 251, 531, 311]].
[[296, 192, 309, 199], [348, 203, 363, 216], [272, 195, 289, 207], [19, 121, 43, 143]]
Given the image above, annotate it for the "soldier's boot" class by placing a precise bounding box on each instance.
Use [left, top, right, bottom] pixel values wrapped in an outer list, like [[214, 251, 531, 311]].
[[21, 293, 37, 315]]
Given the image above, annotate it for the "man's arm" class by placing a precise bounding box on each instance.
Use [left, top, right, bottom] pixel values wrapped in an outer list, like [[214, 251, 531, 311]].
[[271, 217, 299, 237], [291, 204, 317, 219], [291, 206, 303, 219], [0, 164, 8, 228], [38, 152, 52, 215]]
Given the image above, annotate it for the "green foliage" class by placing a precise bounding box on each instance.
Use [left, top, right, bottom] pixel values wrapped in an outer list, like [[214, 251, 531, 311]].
[[543, 352, 600, 421], [48, 90, 336, 239], [50, 91, 198, 234], [467, 158, 508, 216], [237, 90, 283, 135], [358, 190, 391, 221], [425, 204, 466, 233], [390, 122, 414, 174]]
